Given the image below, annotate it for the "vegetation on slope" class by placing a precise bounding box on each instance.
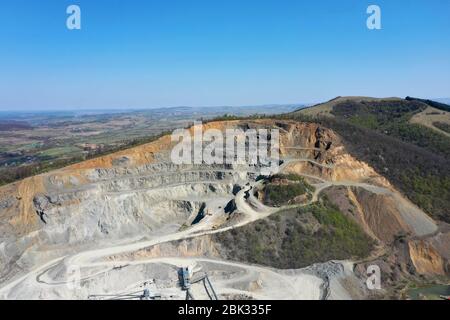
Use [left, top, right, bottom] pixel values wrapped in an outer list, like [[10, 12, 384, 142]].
[[330, 99, 450, 157], [405, 96, 450, 112], [263, 174, 314, 206], [213, 200, 374, 269], [270, 173, 310, 182], [433, 121, 450, 134]]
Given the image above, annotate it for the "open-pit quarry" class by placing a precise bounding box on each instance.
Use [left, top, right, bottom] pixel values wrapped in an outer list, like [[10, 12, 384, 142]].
[[0, 120, 448, 300]]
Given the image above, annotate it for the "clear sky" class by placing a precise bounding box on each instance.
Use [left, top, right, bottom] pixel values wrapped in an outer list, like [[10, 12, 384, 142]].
[[0, 0, 449, 110]]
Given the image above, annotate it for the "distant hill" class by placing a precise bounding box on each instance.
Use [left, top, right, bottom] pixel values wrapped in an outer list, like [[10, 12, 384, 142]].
[[291, 96, 449, 157], [292, 96, 403, 117], [293, 96, 450, 117], [405, 96, 450, 112]]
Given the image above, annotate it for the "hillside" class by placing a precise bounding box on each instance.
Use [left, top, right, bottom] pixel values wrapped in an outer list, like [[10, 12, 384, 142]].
[[290, 96, 450, 223], [293, 96, 403, 117], [405, 96, 450, 112], [409, 106, 450, 138]]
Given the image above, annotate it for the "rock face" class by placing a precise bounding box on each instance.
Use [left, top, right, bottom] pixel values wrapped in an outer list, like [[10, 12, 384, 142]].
[[408, 240, 446, 275], [0, 119, 447, 299], [408, 230, 450, 276], [0, 120, 264, 282]]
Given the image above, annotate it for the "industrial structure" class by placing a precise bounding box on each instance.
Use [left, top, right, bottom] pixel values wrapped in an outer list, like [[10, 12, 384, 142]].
[[179, 267, 218, 300]]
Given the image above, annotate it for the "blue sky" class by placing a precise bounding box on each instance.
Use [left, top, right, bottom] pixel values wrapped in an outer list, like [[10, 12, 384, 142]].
[[0, 0, 449, 110]]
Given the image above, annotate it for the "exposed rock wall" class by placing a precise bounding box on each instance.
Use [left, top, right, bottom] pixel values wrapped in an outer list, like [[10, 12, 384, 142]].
[[408, 240, 446, 275]]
